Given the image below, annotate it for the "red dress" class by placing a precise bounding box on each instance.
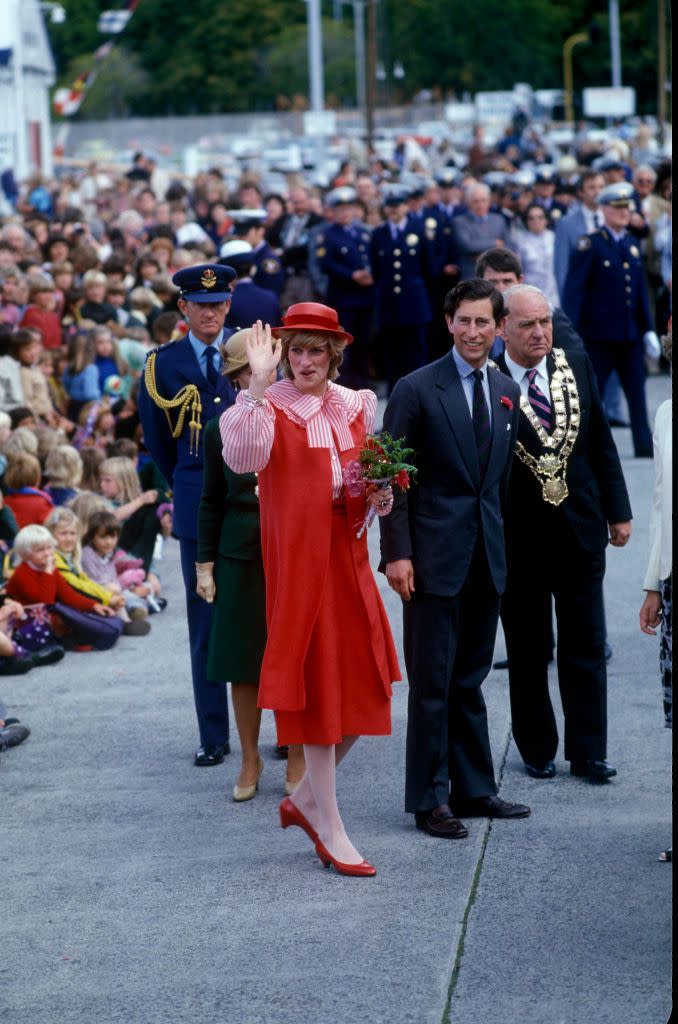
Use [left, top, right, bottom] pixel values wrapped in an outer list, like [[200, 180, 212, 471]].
[[221, 381, 400, 745]]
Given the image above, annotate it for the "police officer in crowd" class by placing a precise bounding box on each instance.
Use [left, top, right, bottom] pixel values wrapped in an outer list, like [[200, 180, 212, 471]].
[[318, 186, 374, 389], [219, 240, 280, 331], [561, 181, 655, 458], [532, 165, 569, 226], [370, 186, 435, 392], [226, 208, 284, 297], [138, 263, 236, 766]]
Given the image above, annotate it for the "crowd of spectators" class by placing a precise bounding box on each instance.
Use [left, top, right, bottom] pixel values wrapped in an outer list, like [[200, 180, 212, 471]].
[[0, 115, 671, 755]]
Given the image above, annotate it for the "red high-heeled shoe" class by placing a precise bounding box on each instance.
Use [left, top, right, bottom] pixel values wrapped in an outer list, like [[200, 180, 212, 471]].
[[314, 838, 377, 877], [279, 797, 319, 844]]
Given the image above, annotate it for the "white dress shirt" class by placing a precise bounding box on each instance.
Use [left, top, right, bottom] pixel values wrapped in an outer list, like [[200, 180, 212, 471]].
[[503, 351, 552, 404]]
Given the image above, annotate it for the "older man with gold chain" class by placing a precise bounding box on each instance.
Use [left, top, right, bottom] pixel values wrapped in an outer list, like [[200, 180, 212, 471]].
[[496, 284, 632, 783]]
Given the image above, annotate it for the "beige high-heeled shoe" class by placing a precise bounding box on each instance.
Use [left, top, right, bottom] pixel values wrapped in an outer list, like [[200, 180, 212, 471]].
[[233, 758, 264, 802]]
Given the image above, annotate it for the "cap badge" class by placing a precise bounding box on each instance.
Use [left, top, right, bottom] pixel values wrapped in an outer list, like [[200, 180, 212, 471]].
[[201, 269, 217, 288]]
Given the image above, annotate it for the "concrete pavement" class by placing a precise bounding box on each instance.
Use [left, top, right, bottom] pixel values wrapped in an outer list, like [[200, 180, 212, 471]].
[[1, 375, 671, 1024]]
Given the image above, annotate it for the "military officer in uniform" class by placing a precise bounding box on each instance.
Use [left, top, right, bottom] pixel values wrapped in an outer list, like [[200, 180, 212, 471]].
[[532, 165, 569, 227], [219, 240, 280, 331], [561, 181, 655, 457], [225, 209, 284, 298], [317, 186, 374, 388], [138, 263, 237, 766], [370, 187, 435, 393], [422, 168, 463, 359]]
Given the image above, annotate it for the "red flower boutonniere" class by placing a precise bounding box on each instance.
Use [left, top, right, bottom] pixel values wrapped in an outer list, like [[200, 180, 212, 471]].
[[500, 395, 513, 411]]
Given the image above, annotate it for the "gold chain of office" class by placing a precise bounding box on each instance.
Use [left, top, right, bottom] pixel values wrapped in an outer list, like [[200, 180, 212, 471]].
[[492, 349, 581, 506], [143, 351, 203, 456]]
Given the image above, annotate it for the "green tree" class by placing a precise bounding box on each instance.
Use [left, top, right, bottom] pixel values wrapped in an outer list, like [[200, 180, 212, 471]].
[[263, 20, 356, 109]]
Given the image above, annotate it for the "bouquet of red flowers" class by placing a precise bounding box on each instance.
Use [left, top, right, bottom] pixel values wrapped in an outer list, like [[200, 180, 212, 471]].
[[343, 432, 417, 537]]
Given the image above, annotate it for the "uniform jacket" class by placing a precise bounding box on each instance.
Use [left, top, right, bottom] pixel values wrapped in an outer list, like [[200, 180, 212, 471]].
[[226, 280, 280, 332], [138, 334, 235, 541], [561, 227, 653, 344], [197, 417, 261, 563], [379, 351, 521, 596], [252, 242, 284, 296], [495, 350, 632, 555], [369, 222, 434, 327], [319, 222, 374, 310]]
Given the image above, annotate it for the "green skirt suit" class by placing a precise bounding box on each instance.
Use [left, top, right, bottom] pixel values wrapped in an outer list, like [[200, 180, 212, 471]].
[[197, 417, 266, 682]]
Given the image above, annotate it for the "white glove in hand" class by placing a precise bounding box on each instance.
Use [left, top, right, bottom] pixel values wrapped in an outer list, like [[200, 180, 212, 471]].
[[195, 562, 216, 603], [643, 331, 661, 359]]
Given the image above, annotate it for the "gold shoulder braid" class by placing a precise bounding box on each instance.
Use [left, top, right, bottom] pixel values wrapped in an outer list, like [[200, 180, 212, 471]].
[[491, 350, 580, 506], [144, 351, 203, 456]]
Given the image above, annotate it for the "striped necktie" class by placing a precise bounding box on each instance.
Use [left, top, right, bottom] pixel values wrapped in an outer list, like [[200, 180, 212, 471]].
[[526, 368, 553, 431], [472, 369, 491, 477]]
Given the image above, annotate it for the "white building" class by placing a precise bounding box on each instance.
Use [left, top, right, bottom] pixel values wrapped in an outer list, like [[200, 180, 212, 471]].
[[0, 0, 56, 185]]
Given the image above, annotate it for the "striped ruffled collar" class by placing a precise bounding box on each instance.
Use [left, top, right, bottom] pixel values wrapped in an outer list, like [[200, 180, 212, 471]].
[[266, 379, 363, 451]]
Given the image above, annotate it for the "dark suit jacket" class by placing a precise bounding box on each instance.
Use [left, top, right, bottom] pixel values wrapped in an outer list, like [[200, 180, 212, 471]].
[[379, 351, 521, 596], [495, 350, 632, 555]]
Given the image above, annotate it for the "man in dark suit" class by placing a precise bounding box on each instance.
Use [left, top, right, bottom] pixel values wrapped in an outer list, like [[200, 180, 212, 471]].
[[138, 263, 237, 766], [380, 279, 530, 839], [496, 284, 632, 783]]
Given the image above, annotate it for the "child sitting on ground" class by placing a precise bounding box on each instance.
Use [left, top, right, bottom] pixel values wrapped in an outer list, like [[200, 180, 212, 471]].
[[3, 452, 54, 527], [43, 444, 83, 506], [4, 524, 123, 651], [81, 510, 152, 628], [98, 456, 170, 610], [45, 506, 148, 636]]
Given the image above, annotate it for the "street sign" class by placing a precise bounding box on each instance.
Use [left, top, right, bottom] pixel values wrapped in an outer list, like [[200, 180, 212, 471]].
[[582, 87, 636, 117], [303, 110, 337, 137]]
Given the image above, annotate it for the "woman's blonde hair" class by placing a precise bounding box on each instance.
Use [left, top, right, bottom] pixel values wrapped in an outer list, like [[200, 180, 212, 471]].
[[4, 451, 41, 489], [14, 524, 55, 561], [99, 456, 141, 504], [279, 331, 346, 382], [45, 444, 83, 488], [45, 506, 83, 565], [1, 427, 39, 458], [67, 491, 113, 536]]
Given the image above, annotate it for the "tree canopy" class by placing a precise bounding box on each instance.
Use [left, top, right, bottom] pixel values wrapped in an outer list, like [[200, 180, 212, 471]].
[[46, 0, 667, 119]]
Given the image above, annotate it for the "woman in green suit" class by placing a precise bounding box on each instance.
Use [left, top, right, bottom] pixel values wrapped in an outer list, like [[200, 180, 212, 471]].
[[196, 330, 304, 801]]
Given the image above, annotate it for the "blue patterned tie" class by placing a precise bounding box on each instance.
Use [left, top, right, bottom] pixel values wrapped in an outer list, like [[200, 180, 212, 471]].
[[527, 368, 553, 432], [472, 369, 491, 477], [204, 347, 219, 390]]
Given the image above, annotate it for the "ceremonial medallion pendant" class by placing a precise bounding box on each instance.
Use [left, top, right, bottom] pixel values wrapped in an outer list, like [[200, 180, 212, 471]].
[[542, 476, 568, 505]]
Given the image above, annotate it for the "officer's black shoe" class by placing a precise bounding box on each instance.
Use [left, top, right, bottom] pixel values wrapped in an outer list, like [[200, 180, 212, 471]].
[[570, 759, 617, 783], [194, 743, 230, 767], [524, 759, 556, 779]]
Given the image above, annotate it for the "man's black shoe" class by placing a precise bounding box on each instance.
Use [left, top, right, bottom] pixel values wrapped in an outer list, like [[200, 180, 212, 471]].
[[414, 804, 468, 839], [570, 759, 617, 783], [493, 658, 509, 670], [194, 743, 230, 767], [453, 795, 531, 818], [524, 760, 556, 779]]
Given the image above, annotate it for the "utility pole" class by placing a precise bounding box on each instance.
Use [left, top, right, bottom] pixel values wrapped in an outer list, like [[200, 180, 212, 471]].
[[306, 0, 325, 173], [365, 0, 377, 154], [608, 0, 622, 87], [657, 0, 666, 144], [354, 1, 366, 113]]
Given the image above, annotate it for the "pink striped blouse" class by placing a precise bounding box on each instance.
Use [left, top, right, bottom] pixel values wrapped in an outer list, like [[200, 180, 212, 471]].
[[220, 379, 382, 501]]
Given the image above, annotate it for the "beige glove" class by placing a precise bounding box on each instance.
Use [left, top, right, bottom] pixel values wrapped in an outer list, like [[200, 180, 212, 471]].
[[195, 562, 216, 603]]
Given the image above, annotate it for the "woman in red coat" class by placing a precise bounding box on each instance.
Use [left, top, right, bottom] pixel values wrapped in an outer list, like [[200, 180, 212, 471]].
[[221, 305, 400, 876]]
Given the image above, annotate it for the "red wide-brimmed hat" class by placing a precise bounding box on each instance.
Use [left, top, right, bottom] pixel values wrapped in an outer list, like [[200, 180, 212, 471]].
[[271, 303, 354, 345]]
